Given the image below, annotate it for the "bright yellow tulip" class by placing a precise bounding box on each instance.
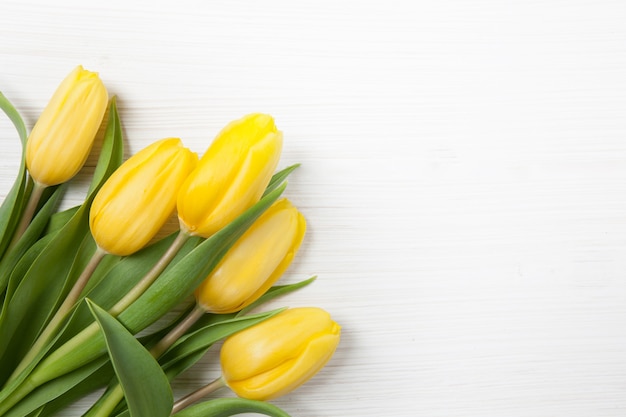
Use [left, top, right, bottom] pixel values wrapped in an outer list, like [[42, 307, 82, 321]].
[[90, 138, 198, 256], [177, 113, 283, 237], [26, 65, 108, 186], [220, 307, 341, 401], [194, 198, 306, 314]]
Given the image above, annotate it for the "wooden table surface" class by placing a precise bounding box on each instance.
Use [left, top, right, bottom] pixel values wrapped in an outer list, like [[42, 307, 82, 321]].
[[1, 1, 626, 416]]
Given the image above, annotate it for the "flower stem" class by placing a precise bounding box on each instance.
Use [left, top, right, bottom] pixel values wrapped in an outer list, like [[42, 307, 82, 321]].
[[7, 247, 107, 383], [8, 181, 45, 250], [171, 376, 226, 415], [83, 384, 124, 417], [150, 303, 205, 357], [109, 230, 190, 316]]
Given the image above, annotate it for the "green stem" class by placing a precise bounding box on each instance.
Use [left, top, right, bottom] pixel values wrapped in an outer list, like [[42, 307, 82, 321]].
[[7, 247, 107, 384], [150, 303, 205, 358], [7, 181, 45, 250], [171, 376, 226, 415], [109, 230, 190, 316], [0, 375, 38, 416], [84, 384, 124, 417]]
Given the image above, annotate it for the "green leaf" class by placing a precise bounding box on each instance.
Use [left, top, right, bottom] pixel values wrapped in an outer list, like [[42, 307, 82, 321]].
[[172, 398, 291, 417], [87, 97, 124, 197], [237, 276, 316, 317], [44, 205, 80, 236], [0, 92, 31, 263], [88, 300, 173, 417], [0, 92, 27, 145], [263, 164, 299, 197]]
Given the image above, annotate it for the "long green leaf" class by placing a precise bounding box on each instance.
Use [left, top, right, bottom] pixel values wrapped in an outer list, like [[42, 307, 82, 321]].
[[263, 164, 299, 197], [0, 92, 27, 144], [0, 92, 30, 266], [44, 206, 80, 236], [172, 398, 291, 417], [88, 300, 173, 417], [237, 276, 316, 317], [87, 97, 124, 196]]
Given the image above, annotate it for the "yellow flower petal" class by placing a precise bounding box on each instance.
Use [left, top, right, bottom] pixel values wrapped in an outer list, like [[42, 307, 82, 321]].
[[177, 113, 283, 237], [26, 66, 108, 186], [90, 138, 198, 256], [221, 307, 341, 401]]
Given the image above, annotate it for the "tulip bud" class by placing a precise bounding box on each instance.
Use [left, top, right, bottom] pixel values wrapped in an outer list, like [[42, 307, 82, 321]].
[[26, 65, 108, 186], [194, 198, 306, 314], [177, 113, 283, 237], [90, 138, 198, 256], [220, 307, 341, 401]]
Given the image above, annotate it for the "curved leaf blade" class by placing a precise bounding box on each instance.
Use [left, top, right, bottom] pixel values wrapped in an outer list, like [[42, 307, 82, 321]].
[[172, 398, 291, 417], [87, 97, 124, 197], [263, 164, 299, 197], [0, 92, 27, 145], [0, 92, 30, 262], [87, 300, 173, 417], [236, 276, 316, 317]]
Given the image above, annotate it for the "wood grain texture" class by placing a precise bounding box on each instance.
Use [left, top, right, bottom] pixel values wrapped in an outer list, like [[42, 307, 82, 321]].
[[1, 0, 626, 416]]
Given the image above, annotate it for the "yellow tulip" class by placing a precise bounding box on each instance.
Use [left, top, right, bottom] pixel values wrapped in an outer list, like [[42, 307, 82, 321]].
[[194, 198, 306, 314], [220, 307, 341, 401], [177, 113, 283, 237], [26, 65, 108, 186], [90, 138, 198, 256]]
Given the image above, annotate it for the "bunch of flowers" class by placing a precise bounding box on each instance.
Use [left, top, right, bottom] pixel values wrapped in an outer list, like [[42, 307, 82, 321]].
[[0, 66, 341, 417]]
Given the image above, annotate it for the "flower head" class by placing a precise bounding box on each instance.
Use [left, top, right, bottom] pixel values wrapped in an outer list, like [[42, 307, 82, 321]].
[[195, 198, 306, 314], [221, 307, 341, 401], [90, 138, 198, 256], [177, 113, 283, 237], [26, 65, 108, 186]]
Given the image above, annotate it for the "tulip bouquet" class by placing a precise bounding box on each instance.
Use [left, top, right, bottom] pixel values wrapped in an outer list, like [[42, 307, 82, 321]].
[[0, 66, 341, 417]]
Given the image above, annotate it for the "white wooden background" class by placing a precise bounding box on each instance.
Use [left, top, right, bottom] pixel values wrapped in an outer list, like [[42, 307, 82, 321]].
[[1, 1, 626, 416]]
